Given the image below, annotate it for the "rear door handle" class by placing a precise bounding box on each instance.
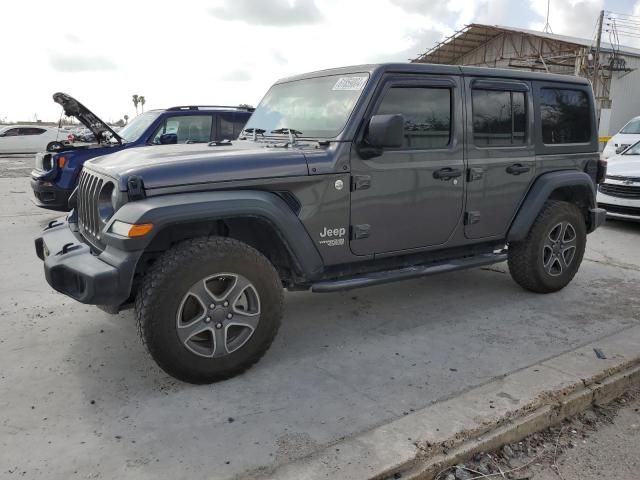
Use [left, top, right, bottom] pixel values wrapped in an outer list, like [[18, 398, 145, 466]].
[[506, 164, 531, 175], [433, 167, 463, 181]]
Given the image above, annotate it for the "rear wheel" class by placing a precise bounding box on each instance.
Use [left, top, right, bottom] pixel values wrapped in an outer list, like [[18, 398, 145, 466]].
[[135, 236, 283, 384], [508, 201, 586, 293]]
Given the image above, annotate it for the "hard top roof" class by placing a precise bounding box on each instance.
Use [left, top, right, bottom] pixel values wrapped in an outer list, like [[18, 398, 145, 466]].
[[274, 63, 591, 86]]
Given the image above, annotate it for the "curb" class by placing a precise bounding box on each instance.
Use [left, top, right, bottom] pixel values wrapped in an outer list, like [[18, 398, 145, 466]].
[[255, 325, 640, 480]]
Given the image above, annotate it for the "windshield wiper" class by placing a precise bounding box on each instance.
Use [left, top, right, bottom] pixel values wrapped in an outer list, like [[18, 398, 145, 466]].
[[270, 128, 302, 144], [242, 128, 266, 141]]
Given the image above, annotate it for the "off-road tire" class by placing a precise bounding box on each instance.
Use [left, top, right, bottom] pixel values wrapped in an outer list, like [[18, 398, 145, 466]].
[[135, 236, 283, 384], [508, 200, 586, 294]]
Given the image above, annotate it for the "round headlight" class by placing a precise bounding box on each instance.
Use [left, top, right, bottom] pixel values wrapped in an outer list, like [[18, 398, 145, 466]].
[[98, 182, 116, 222]]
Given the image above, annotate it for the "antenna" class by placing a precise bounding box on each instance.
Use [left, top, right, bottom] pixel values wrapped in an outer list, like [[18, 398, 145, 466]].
[[543, 0, 553, 33]]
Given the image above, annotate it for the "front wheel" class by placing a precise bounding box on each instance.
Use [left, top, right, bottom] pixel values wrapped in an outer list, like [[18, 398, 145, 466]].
[[135, 237, 283, 384], [508, 201, 587, 293]]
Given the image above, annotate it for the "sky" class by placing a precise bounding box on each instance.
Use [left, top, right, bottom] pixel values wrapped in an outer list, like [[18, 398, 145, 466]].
[[1, 0, 640, 123]]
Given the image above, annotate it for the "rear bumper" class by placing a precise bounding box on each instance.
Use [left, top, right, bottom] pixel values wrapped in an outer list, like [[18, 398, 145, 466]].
[[30, 177, 72, 211], [35, 219, 141, 306]]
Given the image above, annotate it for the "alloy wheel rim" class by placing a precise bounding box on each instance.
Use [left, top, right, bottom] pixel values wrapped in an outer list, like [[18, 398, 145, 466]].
[[542, 221, 577, 277], [176, 273, 261, 358]]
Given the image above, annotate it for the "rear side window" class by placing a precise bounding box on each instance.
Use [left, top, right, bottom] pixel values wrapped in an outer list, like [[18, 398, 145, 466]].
[[219, 114, 235, 140], [540, 88, 590, 144], [472, 90, 526, 146], [23, 128, 46, 135], [375, 87, 451, 149], [152, 115, 213, 144]]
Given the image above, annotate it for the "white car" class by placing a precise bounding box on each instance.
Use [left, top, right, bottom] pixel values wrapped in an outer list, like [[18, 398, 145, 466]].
[[602, 116, 640, 159], [0, 125, 68, 154], [597, 141, 640, 221]]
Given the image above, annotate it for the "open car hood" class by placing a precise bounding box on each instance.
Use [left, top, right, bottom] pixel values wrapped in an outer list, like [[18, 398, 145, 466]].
[[53, 92, 123, 144]]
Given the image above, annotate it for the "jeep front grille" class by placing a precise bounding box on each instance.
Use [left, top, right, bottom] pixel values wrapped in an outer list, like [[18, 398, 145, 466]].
[[77, 170, 105, 248]]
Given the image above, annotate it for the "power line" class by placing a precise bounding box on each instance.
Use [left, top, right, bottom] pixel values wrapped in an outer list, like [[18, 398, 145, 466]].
[[543, 0, 553, 33]]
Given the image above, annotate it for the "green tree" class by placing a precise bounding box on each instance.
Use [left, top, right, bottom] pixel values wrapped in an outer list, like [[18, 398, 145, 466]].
[[132, 94, 139, 115]]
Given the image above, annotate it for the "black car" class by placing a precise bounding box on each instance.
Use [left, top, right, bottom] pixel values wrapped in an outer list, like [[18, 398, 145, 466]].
[[36, 63, 606, 384]]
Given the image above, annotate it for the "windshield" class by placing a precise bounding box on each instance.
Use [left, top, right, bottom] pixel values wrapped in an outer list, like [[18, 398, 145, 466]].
[[117, 112, 161, 142], [623, 141, 640, 155], [620, 118, 640, 134], [243, 73, 369, 138]]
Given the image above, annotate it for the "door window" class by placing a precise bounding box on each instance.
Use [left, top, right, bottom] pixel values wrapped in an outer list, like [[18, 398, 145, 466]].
[[472, 90, 526, 146], [152, 115, 213, 144], [22, 127, 47, 135], [540, 88, 590, 144], [374, 87, 451, 149], [1, 128, 22, 137], [219, 114, 235, 140]]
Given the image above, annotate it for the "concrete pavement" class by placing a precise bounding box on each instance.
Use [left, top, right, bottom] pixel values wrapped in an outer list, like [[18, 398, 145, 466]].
[[1, 156, 639, 479]]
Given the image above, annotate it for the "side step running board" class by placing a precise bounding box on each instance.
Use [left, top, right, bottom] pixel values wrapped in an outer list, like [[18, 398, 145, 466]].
[[311, 252, 508, 293]]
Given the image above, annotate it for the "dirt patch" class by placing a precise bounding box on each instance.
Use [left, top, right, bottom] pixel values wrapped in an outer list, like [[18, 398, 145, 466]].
[[433, 389, 640, 480]]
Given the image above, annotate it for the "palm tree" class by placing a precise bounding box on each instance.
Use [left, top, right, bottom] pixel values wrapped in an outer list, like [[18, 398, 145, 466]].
[[139, 96, 146, 113], [132, 94, 139, 115], [124, 114, 129, 125]]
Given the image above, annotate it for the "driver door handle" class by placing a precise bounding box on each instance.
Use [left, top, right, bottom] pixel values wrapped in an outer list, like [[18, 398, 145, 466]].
[[506, 164, 531, 175], [433, 167, 463, 181]]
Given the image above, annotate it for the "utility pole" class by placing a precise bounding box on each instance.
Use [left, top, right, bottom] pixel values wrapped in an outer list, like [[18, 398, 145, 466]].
[[592, 9, 605, 107]]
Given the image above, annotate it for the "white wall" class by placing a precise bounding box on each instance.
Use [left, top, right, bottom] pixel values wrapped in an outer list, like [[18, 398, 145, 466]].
[[608, 56, 640, 136]]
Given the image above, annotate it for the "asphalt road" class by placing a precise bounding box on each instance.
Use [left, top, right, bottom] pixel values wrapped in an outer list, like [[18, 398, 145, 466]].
[[1, 155, 639, 479]]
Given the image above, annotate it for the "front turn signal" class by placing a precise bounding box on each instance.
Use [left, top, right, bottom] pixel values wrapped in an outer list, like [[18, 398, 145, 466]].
[[111, 221, 153, 238]]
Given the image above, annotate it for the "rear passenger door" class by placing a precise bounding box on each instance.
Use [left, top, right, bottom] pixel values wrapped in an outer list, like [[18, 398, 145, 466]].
[[463, 78, 535, 239]]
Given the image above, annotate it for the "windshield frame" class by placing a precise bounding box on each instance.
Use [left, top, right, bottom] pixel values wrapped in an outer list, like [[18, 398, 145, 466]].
[[243, 71, 371, 140], [620, 118, 640, 135], [116, 111, 162, 143]]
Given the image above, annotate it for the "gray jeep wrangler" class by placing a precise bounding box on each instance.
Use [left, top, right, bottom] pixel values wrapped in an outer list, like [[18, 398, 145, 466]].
[[36, 63, 607, 384]]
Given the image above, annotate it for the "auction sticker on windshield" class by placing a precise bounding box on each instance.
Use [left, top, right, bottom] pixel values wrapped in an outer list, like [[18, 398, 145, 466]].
[[333, 76, 368, 91]]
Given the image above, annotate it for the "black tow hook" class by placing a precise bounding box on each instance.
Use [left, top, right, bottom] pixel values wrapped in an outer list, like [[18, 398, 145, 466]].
[[45, 220, 63, 231], [57, 243, 81, 256]]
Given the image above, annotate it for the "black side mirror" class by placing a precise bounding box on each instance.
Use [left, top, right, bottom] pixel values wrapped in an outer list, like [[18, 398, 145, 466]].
[[159, 133, 178, 145], [367, 114, 404, 148]]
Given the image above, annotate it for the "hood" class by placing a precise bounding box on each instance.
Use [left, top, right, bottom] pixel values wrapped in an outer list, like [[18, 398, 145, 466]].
[[86, 140, 311, 190], [53, 92, 123, 144], [609, 133, 640, 148], [606, 155, 640, 178]]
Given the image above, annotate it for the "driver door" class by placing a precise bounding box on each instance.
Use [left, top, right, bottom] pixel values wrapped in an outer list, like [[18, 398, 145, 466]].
[[349, 75, 465, 256]]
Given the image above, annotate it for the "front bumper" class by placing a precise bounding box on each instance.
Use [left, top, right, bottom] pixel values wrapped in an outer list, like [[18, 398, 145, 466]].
[[597, 188, 640, 222], [35, 218, 141, 305], [30, 176, 73, 211]]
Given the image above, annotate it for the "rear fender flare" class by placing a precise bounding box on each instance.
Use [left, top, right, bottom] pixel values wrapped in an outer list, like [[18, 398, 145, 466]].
[[507, 171, 596, 242]]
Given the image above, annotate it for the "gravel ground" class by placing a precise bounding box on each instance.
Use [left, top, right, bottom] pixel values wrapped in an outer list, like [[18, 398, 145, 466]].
[[438, 389, 640, 480]]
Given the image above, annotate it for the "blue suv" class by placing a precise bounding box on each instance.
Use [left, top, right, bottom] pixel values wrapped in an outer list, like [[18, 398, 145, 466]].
[[31, 93, 253, 210]]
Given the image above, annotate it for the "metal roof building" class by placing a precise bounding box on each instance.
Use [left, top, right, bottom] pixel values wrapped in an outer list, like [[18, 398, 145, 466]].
[[412, 23, 640, 138]]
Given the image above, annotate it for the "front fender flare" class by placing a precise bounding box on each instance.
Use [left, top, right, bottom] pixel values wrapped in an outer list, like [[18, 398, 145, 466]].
[[507, 171, 596, 242], [102, 190, 324, 279]]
